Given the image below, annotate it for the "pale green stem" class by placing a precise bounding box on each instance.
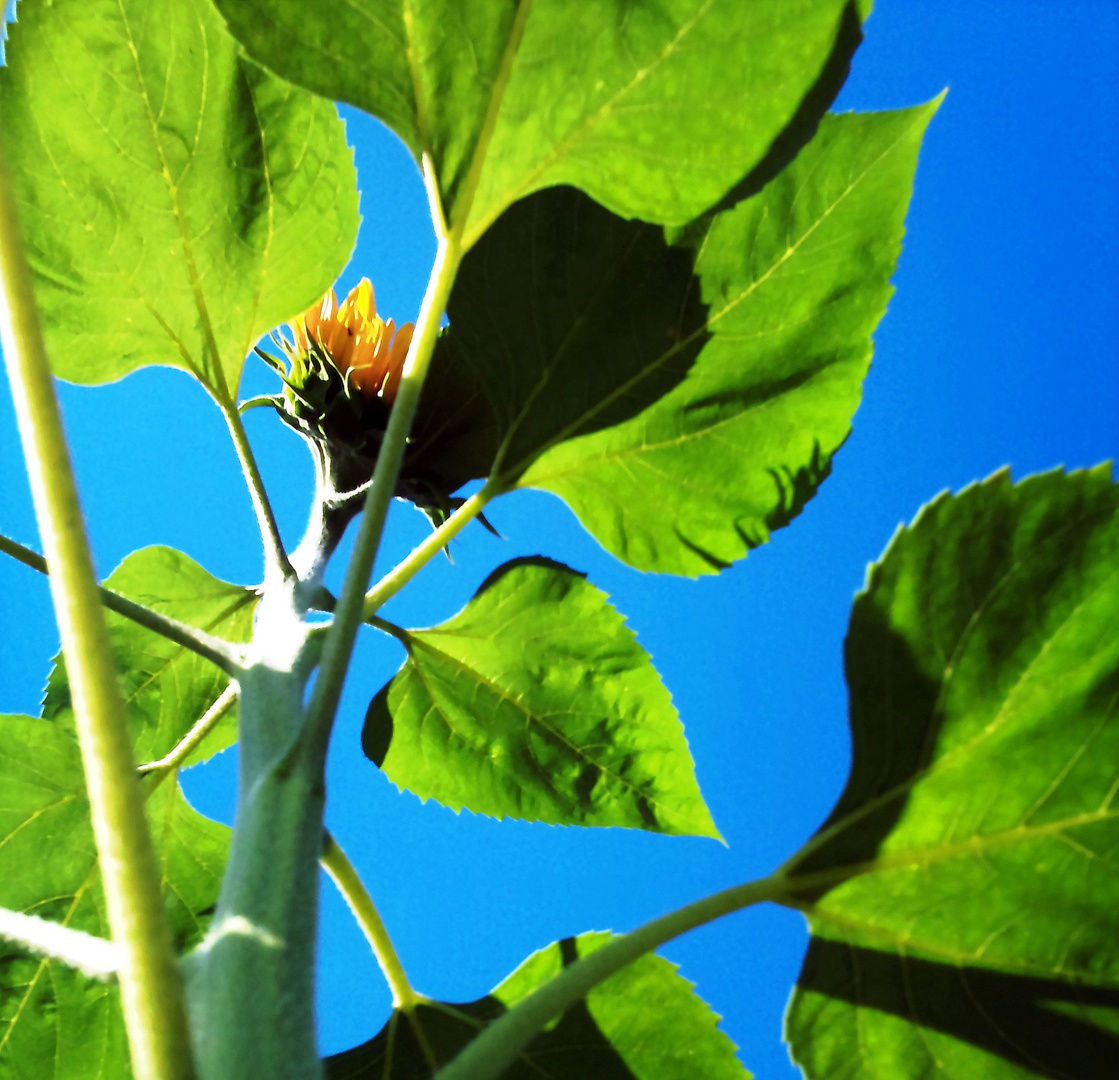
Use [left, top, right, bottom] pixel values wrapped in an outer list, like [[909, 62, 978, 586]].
[[304, 155, 460, 752], [138, 683, 239, 784], [362, 484, 497, 618], [321, 833, 439, 1072], [219, 398, 293, 585], [0, 531, 244, 674], [320, 832, 421, 1011], [0, 139, 195, 1080], [434, 874, 789, 1080]]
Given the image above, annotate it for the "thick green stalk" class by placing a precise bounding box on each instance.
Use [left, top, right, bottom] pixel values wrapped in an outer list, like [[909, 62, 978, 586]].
[[0, 140, 195, 1080], [183, 624, 323, 1080], [305, 155, 460, 750]]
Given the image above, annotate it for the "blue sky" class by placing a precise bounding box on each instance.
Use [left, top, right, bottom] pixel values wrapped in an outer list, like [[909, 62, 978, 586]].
[[1, 2, 1117, 1077]]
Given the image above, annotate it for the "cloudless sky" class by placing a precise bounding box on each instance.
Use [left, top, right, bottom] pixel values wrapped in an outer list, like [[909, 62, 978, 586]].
[[1, 2, 1118, 1077]]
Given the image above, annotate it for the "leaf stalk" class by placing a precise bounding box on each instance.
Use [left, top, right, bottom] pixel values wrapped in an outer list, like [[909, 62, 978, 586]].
[[219, 398, 294, 585], [138, 683, 239, 789], [320, 832, 422, 1011], [362, 484, 497, 618], [0, 532, 245, 675]]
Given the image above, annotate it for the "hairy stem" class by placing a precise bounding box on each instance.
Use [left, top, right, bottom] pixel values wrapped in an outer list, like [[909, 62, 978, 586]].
[[220, 399, 293, 585], [0, 138, 195, 1080], [0, 531, 244, 674], [184, 645, 323, 1080], [362, 484, 497, 618], [304, 155, 460, 753]]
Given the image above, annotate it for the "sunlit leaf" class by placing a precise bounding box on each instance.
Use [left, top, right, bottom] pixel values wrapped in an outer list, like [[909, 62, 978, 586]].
[[0, 715, 229, 1079], [0, 0, 359, 394], [784, 465, 1119, 1078], [211, 0, 865, 240], [42, 546, 254, 767], [325, 932, 748, 1079], [363, 557, 718, 836]]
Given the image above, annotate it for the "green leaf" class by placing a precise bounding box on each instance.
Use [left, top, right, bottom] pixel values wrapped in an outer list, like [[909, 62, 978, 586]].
[[363, 557, 718, 836], [325, 932, 748, 1079], [42, 546, 255, 767], [0, 714, 229, 1079], [0, 0, 359, 394], [783, 465, 1119, 1078], [211, 0, 864, 241]]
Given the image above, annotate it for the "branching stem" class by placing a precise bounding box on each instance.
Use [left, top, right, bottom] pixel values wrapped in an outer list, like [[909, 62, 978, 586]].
[[0, 532, 244, 675], [0, 137, 195, 1080]]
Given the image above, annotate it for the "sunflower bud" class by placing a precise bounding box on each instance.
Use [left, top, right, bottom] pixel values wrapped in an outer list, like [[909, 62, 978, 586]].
[[261, 279, 415, 499]]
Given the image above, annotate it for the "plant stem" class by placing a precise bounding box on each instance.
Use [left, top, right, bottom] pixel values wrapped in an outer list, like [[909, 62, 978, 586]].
[[433, 874, 789, 1080], [362, 484, 497, 618], [434, 855, 879, 1080], [138, 683, 239, 786], [220, 399, 293, 585], [0, 906, 122, 980], [320, 832, 422, 1011], [0, 139, 195, 1080], [0, 531, 244, 675], [304, 155, 460, 753]]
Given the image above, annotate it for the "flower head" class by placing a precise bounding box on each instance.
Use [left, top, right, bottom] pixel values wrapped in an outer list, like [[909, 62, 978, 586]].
[[290, 278, 414, 403]]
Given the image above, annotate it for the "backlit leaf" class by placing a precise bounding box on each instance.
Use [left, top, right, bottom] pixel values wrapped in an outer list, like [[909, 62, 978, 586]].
[[0, 0, 359, 393], [211, 0, 865, 240], [0, 715, 229, 1079], [783, 465, 1119, 1078], [363, 557, 718, 836]]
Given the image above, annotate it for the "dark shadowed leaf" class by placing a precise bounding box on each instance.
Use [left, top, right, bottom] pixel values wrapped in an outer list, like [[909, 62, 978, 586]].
[[427, 104, 936, 575], [363, 558, 718, 836], [42, 547, 254, 767], [0, 0, 358, 393], [417, 185, 709, 493], [211, 0, 865, 239], [325, 932, 748, 1079], [783, 465, 1119, 1078], [0, 715, 229, 1079]]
